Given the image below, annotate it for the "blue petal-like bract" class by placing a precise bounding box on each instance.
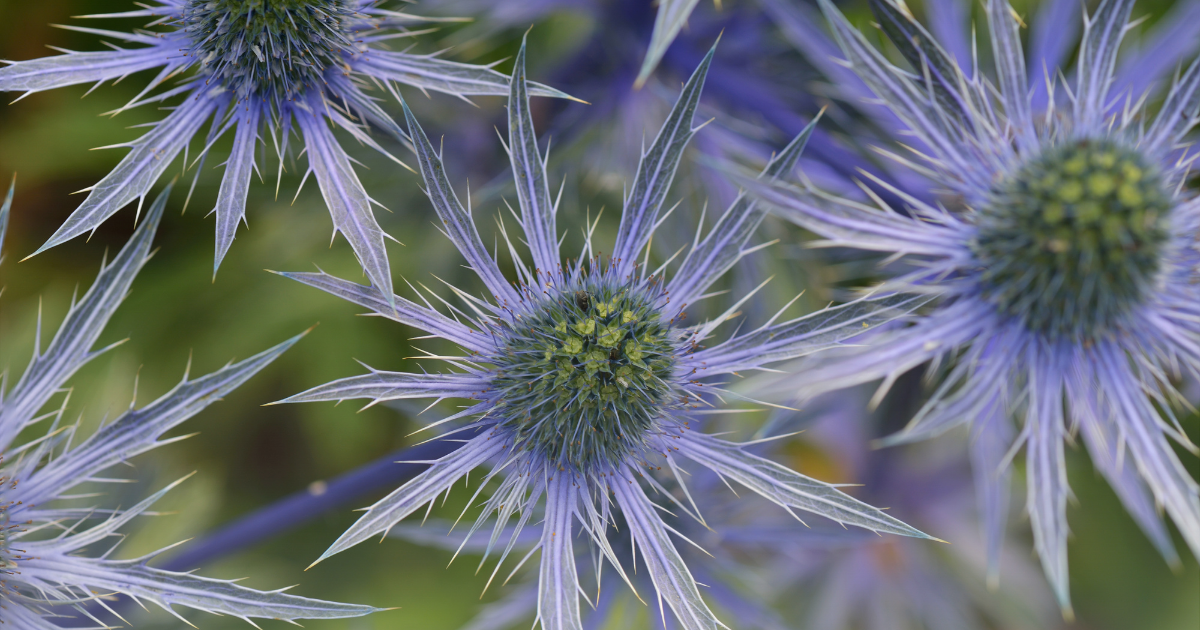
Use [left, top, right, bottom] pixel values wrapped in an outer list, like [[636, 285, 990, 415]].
[[0, 186, 381, 625]]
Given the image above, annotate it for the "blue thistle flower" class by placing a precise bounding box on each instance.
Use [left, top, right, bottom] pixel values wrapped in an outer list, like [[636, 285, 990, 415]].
[[277, 41, 937, 629], [0, 1, 569, 294], [751, 0, 1200, 614], [0, 184, 380, 626]]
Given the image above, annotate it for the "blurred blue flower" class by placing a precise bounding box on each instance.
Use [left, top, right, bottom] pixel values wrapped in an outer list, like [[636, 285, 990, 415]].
[[760, 390, 1059, 630], [278, 41, 936, 630], [436, 0, 717, 89], [0, 184, 379, 626], [0, 0, 568, 291], [752, 0, 1200, 614]]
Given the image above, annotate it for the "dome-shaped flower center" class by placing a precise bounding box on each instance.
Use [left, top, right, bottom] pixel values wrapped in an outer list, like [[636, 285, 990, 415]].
[[973, 139, 1170, 339], [183, 0, 359, 102], [492, 283, 678, 470]]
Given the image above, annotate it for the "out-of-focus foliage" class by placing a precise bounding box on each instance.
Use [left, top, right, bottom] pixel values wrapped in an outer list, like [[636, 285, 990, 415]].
[[0, 1, 1195, 628]]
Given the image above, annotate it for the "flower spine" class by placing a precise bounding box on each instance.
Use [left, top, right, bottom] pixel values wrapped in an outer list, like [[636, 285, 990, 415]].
[[0, 183, 381, 626]]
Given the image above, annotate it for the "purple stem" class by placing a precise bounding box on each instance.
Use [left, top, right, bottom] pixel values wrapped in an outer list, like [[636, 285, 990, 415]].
[[56, 438, 462, 627], [159, 438, 463, 571]]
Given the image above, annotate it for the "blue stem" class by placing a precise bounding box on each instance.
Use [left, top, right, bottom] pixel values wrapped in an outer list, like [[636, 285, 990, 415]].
[[159, 437, 463, 571], [56, 438, 463, 627]]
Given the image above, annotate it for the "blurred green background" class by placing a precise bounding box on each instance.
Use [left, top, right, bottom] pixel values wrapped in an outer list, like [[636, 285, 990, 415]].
[[0, 1, 1195, 629]]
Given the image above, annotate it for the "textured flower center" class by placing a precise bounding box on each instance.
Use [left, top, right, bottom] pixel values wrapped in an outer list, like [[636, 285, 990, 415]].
[[183, 0, 359, 102], [973, 139, 1170, 339], [492, 283, 678, 470]]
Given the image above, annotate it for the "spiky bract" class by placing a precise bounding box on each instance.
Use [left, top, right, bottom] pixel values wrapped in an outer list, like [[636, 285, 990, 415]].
[[493, 268, 680, 470], [280, 39, 935, 630], [974, 139, 1170, 339], [0, 0, 570, 288], [0, 185, 379, 626], [183, 0, 358, 103], [754, 0, 1200, 614]]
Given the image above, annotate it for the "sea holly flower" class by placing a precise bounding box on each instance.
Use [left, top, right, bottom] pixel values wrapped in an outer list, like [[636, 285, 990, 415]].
[[750, 0, 1200, 614], [0, 185, 380, 626], [277, 41, 935, 629], [0, 1, 569, 294]]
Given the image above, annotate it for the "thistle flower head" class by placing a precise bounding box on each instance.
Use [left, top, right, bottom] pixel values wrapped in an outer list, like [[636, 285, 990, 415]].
[[974, 138, 1172, 339], [756, 0, 1200, 614], [493, 267, 681, 470], [280, 40, 935, 629], [0, 184, 379, 626], [182, 0, 360, 104]]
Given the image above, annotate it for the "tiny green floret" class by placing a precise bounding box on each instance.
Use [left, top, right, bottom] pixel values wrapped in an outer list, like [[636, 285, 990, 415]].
[[491, 279, 680, 471], [183, 0, 359, 102], [973, 138, 1171, 339]]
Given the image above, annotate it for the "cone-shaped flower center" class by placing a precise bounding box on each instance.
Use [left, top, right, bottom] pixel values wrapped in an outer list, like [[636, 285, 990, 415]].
[[183, 0, 359, 102], [492, 280, 679, 470], [973, 139, 1170, 339]]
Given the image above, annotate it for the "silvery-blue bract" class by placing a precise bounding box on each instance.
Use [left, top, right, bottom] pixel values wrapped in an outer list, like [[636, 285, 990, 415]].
[[388, 467, 801, 630], [0, 185, 380, 626], [413, 392, 1058, 630], [277, 41, 937, 630], [752, 0, 1200, 614], [0, 0, 568, 294]]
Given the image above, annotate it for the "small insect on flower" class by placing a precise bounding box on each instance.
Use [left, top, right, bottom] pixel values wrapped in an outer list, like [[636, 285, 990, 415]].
[[0, 0, 570, 294], [0, 183, 380, 626], [276, 38, 937, 629], [750, 0, 1200, 615]]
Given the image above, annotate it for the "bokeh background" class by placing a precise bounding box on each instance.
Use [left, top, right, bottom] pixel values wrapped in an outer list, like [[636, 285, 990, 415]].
[[0, 1, 1196, 628]]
